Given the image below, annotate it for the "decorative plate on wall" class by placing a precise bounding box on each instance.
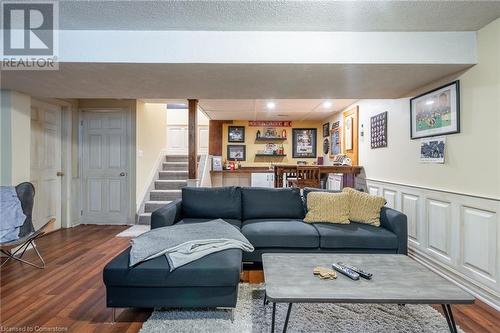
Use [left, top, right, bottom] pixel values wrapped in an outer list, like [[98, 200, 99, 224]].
[[323, 138, 329, 155]]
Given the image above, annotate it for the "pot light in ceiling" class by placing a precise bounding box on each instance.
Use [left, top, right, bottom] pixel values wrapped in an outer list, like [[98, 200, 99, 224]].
[[266, 101, 276, 110], [322, 101, 333, 108]]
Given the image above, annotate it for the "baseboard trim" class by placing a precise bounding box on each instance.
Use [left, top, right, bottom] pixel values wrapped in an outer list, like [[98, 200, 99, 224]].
[[409, 249, 500, 311]]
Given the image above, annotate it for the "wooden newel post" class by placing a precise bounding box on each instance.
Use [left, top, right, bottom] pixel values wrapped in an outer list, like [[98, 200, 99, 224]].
[[188, 99, 198, 182]]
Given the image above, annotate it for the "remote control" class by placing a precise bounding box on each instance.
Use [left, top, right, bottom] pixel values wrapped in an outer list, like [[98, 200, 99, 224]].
[[337, 262, 373, 280], [332, 263, 360, 280]]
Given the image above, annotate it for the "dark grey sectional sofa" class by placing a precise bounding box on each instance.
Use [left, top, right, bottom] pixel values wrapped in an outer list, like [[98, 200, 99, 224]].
[[152, 186, 408, 258], [103, 186, 407, 310]]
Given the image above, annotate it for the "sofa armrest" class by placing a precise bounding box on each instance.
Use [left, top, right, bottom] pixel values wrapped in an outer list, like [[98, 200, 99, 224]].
[[151, 199, 183, 229], [380, 207, 408, 255]]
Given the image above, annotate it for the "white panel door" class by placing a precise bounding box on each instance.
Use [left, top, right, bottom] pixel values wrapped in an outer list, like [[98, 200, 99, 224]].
[[82, 111, 129, 224], [198, 126, 209, 154], [166, 126, 188, 154], [30, 102, 62, 231]]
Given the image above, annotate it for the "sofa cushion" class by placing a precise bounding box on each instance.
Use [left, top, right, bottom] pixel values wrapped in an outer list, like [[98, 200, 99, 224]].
[[182, 187, 241, 219], [304, 192, 350, 224], [313, 222, 398, 250], [303, 187, 341, 211], [241, 219, 319, 248], [343, 187, 386, 227], [241, 187, 305, 220], [176, 218, 242, 229], [103, 247, 242, 288]]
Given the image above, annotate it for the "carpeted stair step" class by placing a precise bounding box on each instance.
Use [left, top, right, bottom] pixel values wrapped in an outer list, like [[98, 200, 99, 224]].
[[138, 213, 151, 225], [144, 201, 172, 213], [162, 162, 188, 171], [165, 155, 188, 162], [155, 179, 187, 190], [150, 190, 182, 201], [159, 171, 188, 180]]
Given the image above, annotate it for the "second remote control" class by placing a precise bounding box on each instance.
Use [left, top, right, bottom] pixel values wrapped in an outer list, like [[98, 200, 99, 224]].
[[337, 262, 373, 280], [332, 263, 360, 280]]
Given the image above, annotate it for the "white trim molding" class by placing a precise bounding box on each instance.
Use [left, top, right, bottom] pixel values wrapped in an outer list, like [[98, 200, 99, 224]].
[[366, 179, 500, 310]]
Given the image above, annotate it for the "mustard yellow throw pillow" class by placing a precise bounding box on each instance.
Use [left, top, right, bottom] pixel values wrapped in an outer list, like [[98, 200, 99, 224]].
[[304, 192, 350, 224], [342, 187, 386, 227]]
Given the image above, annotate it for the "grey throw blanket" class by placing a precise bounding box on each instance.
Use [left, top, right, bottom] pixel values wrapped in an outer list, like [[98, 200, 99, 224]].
[[0, 186, 26, 243], [129, 219, 254, 271]]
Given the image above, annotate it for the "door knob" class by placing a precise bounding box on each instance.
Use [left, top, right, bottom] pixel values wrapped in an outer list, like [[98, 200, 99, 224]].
[[119, 172, 126, 176], [56, 171, 64, 177]]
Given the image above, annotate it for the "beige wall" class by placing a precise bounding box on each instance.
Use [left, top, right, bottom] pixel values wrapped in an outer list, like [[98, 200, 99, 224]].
[[136, 102, 167, 204], [0, 90, 31, 185], [222, 120, 322, 167], [323, 18, 500, 199], [166, 107, 209, 126]]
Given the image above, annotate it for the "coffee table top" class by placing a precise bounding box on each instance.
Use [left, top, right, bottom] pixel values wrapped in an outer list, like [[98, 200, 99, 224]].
[[262, 253, 474, 304]]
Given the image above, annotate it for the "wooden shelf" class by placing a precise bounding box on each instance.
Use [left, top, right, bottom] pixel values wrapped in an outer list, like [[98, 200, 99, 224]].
[[255, 154, 287, 157], [255, 137, 287, 141]]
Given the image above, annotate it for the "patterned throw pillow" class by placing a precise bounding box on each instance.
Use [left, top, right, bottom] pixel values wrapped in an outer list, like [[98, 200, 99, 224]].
[[342, 187, 386, 227], [304, 192, 350, 224]]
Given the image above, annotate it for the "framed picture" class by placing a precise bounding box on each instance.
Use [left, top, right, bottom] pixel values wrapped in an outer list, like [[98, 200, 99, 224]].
[[420, 136, 446, 163], [227, 145, 246, 161], [370, 111, 388, 149], [344, 116, 353, 150], [322, 122, 330, 137], [212, 156, 222, 171], [330, 127, 341, 157], [228, 126, 245, 142], [263, 127, 278, 138], [292, 128, 317, 158], [410, 80, 460, 139]]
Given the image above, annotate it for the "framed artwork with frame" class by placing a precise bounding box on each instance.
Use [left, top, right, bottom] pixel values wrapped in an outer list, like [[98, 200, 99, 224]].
[[292, 128, 317, 158], [228, 126, 245, 143], [370, 111, 388, 149], [227, 145, 246, 161], [330, 127, 341, 157], [322, 122, 330, 137], [410, 80, 460, 139]]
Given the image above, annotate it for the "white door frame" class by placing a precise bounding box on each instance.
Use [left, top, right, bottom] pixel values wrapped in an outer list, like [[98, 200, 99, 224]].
[[79, 108, 135, 225], [31, 98, 74, 229]]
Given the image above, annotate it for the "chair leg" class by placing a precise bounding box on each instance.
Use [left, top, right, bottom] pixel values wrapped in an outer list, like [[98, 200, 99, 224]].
[[0, 240, 45, 269]]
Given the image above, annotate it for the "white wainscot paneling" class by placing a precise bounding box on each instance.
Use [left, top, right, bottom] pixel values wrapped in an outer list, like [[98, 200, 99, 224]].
[[366, 178, 500, 310], [368, 186, 380, 196], [460, 206, 497, 286], [426, 198, 452, 263], [402, 193, 420, 245], [383, 189, 397, 209]]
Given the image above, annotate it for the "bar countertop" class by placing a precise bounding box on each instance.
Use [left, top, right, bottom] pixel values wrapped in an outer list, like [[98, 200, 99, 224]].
[[210, 167, 273, 174]]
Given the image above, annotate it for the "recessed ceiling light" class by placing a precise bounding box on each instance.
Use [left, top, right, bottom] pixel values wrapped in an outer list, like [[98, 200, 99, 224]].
[[266, 101, 276, 110], [322, 101, 333, 108]]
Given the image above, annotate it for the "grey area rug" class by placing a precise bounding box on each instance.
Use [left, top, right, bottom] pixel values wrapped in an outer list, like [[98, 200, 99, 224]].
[[139, 284, 464, 333]]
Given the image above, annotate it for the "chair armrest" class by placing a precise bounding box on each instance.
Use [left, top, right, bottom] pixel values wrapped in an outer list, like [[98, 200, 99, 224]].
[[151, 199, 183, 229], [380, 207, 408, 255]]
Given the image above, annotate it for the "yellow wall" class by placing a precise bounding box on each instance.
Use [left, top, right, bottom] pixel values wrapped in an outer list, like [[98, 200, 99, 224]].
[[222, 120, 323, 167], [136, 102, 167, 204]]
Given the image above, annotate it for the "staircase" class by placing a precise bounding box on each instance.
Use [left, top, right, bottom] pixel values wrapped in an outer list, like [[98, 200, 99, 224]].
[[138, 155, 188, 225]]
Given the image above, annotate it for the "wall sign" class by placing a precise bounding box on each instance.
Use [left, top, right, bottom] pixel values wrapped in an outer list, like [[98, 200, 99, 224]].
[[248, 121, 292, 127], [370, 111, 388, 149]]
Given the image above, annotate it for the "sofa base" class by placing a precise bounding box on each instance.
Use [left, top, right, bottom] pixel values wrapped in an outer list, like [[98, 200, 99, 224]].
[[106, 286, 238, 308]]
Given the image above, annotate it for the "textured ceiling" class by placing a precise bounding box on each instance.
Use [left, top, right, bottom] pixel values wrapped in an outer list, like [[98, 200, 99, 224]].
[[59, 1, 500, 31], [1, 63, 471, 100]]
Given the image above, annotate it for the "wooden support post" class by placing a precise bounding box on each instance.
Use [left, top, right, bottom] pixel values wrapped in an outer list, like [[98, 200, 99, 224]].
[[208, 120, 223, 156], [188, 99, 198, 181]]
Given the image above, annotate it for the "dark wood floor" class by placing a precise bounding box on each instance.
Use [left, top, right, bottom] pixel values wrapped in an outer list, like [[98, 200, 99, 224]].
[[1, 225, 499, 333]]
